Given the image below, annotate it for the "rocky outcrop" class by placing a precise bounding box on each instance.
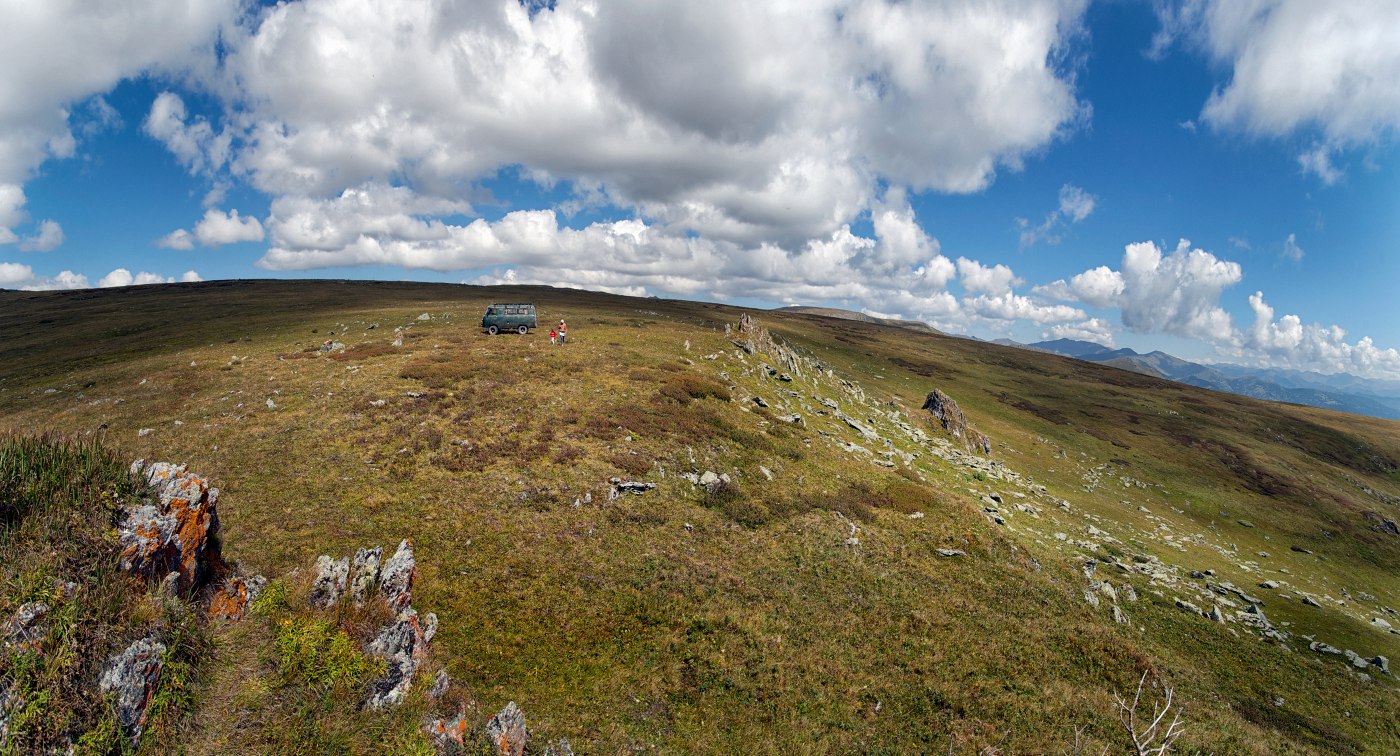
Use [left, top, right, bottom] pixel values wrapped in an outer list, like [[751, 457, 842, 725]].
[[379, 539, 416, 611], [311, 555, 349, 607], [366, 608, 432, 709], [922, 390, 991, 455], [487, 701, 528, 756], [99, 635, 166, 746], [349, 546, 383, 606], [122, 461, 226, 595]]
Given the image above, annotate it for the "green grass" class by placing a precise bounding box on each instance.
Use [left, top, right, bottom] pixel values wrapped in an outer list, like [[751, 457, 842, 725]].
[[1, 281, 1397, 753]]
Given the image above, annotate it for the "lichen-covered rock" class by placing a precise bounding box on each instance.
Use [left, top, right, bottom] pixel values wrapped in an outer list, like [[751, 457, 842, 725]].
[[99, 635, 166, 746], [379, 540, 416, 611], [311, 555, 349, 607], [349, 546, 383, 606], [427, 708, 470, 751], [121, 461, 225, 594], [921, 389, 992, 454], [366, 608, 431, 709], [429, 668, 449, 698], [4, 602, 49, 654], [0, 680, 15, 750], [208, 574, 267, 621], [486, 701, 528, 756]]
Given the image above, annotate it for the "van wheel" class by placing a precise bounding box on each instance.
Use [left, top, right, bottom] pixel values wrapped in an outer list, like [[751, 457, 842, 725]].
[[518, 325, 529, 335], [487, 325, 498, 335]]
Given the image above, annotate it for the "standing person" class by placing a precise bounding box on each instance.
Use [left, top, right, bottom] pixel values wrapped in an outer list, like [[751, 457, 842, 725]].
[[549, 328, 557, 346], [558, 319, 567, 344]]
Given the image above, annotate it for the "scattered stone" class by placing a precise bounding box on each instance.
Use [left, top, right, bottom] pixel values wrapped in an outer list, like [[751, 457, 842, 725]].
[[1175, 598, 1202, 615], [1372, 617, 1394, 631], [266, 398, 277, 409], [1237, 520, 1255, 528], [1260, 581, 1280, 589], [1209, 604, 1225, 623], [1082, 559, 1098, 579], [417, 313, 431, 321], [936, 548, 966, 557], [208, 575, 267, 621], [1370, 655, 1390, 674], [1083, 590, 1100, 607], [751, 396, 769, 408], [1343, 650, 1370, 670], [486, 701, 528, 756], [609, 478, 657, 499], [370, 399, 386, 407], [1121, 584, 1138, 603], [544, 739, 575, 756], [99, 635, 166, 746], [319, 340, 346, 352], [1257, 551, 1271, 558], [349, 546, 384, 606], [1309, 641, 1342, 655], [1290, 546, 1313, 554], [907, 512, 925, 520], [137, 427, 154, 437], [759, 465, 773, 480], [379, 539, 417, 611], [778, 373, 793, 382], [844, 537, 861, 548], [1112, 605, 1129, 624], [311, 555, 350, 607], [4, 602, 50, 654]]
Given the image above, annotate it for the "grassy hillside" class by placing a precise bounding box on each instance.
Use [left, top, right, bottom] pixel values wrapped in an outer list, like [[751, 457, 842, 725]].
[[2, 280, 1397, 753]]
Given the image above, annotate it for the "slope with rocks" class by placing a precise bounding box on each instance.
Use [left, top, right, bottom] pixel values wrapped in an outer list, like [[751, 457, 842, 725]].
[[1, 280, 1398, 753]]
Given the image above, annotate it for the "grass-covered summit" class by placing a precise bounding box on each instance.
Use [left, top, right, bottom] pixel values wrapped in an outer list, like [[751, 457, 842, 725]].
[[1, 279, 1397, 753]]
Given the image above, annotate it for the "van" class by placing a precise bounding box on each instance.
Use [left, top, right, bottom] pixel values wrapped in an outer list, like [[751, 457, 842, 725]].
[[481, 303, 538, 335]]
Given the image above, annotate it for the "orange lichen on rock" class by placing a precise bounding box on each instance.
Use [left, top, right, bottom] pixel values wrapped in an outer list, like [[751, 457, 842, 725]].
[[207, 575, 267, 621]]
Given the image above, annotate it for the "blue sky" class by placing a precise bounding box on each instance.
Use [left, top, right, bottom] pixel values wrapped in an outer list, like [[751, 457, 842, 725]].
[[2, 0, 1398, 377]]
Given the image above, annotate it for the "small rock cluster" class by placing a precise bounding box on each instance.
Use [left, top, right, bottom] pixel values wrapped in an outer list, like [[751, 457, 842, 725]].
[[311, 539, 435, 708]]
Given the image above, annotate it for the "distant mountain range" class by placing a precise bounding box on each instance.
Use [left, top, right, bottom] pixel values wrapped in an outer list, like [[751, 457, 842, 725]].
[[1017, 338, 1400, 421]]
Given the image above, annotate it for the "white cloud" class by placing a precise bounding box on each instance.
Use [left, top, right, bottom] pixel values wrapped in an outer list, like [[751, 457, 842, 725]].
[[143, 91, 231, 176], [20, 270, 89, 291], [1119, 239, 1241, 343], [1244, 291, 1400, 378], [180, 270, 203, 283], [1160, 1, 1400, 182], [1035, 265, 1124, 308], [1281, 233, 1304, 262], [98, 269, 173, 288], [0, 1, 238, 185], [1018, 183, 1096, 247], [194, 208, 264, 247], [956, 257, 1021, 295], [18, 219, 63, 252], [1043, 317, 1115, 346], [0, 183, 27, 243], [193, 0, 1090, 249], [964, 291, 1085, 324], [0, 261, 32, 285], [156, 228, 195, 250]]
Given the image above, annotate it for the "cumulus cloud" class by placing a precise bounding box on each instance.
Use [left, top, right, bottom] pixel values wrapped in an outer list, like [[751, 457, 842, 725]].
[[143, 92, 231, 176], [1118, 239, 1241, 343], [1043, 317, 1115, 346], [180, 270, 203, 283], [190, 0, 1091, 249], [156, 228, 195, 250], [1244, 291, 1400, 378], [1018, 183, 1096, 248], [98, 269, 174, 288], [964, 292, 1085, 324], [1158, 1, 1400, 181], [20, 270, 89, 291], [956, 257, 1021, 296], [0, 1, 238, 186], [1034, 265, 1124, 308], [0, 261, 32, 286], [18, 219, 63, 252], [194, 208, 264, 247]]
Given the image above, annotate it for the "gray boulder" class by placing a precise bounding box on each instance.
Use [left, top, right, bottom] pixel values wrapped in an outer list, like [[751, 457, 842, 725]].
[[349, 546, 383, 606], [99, 635, 167, 746], [379, 539, 416, 611], [311, 555, 349, 607]]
